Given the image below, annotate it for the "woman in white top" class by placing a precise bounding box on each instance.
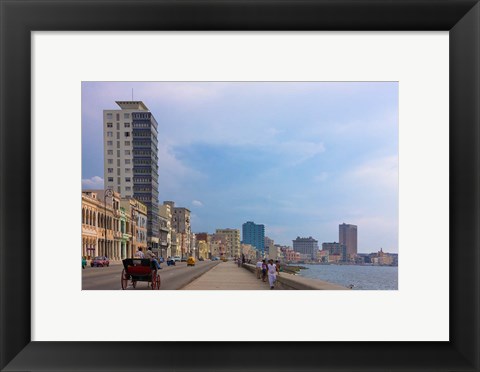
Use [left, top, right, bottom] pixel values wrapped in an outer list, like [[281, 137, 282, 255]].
[[267, 259, 277, 289]]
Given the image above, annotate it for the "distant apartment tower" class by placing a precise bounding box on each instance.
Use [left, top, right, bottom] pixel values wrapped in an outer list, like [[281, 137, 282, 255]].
[[339, 223, 357, 259], [292, 237, 318, 260], [242, 221, 265, 255], [103, 101, 160, 250], [215, 228, 241, 258], [322, 242, 347, 261]]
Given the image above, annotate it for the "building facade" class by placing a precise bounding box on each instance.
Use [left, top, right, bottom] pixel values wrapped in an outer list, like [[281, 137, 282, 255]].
[[82, 190, 143, 260], [164, 201, 191, 258], [292, 236, 318, 260], [322, 242, 347, 261], [103, 101, 160, 250], [215, 228, 241, 258], [242, 221, 265, 255], [158, 203, 172, 258], [339, 223, 357, 260]]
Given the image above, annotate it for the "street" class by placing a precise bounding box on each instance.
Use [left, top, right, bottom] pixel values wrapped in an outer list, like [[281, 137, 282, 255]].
[[82, 260, 220, 290]]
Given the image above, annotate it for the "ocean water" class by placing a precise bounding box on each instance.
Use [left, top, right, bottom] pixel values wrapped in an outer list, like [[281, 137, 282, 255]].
[[297, 264, 398, 290]]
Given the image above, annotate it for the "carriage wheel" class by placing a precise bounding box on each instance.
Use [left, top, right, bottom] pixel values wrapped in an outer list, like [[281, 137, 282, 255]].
[[155, 273, 161, 290], [121, 269, 128, 290]]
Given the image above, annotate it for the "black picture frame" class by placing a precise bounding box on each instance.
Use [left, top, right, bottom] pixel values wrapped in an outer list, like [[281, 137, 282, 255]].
[[1, 0, 479, 371]]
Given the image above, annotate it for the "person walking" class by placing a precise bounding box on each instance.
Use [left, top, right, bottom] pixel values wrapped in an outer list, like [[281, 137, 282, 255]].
[[261, 259, 267, 282], [267, 259, 277, 289], [275, 260, 281, 288], [255, 259, 263, 279]]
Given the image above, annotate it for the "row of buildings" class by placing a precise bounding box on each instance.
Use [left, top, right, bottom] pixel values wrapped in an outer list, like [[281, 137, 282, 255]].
[[81, 189, 195, 260]]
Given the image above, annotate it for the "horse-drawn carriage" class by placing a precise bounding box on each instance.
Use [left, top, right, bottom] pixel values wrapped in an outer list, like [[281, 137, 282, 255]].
[[121, 259, 161, 290]]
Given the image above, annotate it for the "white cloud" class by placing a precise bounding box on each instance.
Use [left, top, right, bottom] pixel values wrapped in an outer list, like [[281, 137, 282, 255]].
[[82, 176, 104, 189], [192, 200, 203, 207]]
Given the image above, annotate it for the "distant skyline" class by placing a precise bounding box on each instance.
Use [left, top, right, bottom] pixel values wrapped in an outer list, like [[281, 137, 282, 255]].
[[82, 82, 398, 252]]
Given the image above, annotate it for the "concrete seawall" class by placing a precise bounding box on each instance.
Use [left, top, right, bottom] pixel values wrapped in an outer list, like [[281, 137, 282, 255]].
[[242, 263, 350, 290]]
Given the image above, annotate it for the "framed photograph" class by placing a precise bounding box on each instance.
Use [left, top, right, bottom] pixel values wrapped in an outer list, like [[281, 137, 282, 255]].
[[1, 0, 479, 371]]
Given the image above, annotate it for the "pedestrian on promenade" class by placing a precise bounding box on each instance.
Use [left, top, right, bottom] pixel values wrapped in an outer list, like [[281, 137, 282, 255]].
[[275, 260, 281, 275], [256, 259, 263, 279], [267, 259, 277, 289], [275, 260, 281, 288], [237, 256, 242, 267], [242, 254, 246, 264], [134, 247, 145, 258], [261, 259, 267, 282]]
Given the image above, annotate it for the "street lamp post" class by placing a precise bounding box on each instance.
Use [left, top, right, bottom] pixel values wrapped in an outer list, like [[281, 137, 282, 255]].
[[104, 188, 113, 258]]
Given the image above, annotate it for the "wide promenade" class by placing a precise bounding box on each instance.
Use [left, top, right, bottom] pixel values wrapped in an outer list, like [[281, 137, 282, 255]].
[[82, 260, 219, 290], [183, 261, 272, 290]]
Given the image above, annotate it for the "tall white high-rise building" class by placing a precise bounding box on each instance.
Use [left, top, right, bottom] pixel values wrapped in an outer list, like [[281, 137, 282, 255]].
[[103, 101, 160, 250]]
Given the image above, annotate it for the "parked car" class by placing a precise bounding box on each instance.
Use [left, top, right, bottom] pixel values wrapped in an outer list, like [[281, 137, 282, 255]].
[[82, 256, 87, 269], [198, 257, 204, 261], [212, 257, 219, 261], [173, 256, 181, 262], [91, 256, 109, 267], [166, 257, 176, 266], [187, 256, 196, 266], [181, 257, 187, 262]]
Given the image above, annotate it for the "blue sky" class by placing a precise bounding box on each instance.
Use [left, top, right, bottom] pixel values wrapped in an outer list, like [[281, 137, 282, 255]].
[[82, 82, 398, 252]]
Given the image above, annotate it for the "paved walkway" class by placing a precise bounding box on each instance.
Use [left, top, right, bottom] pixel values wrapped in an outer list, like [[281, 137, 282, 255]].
[[182, 261, 271, 290]]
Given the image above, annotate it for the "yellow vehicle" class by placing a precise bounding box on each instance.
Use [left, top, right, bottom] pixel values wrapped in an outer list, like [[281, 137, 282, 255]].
[[221, 257, 228, 262], [187, 256, 196, 266]]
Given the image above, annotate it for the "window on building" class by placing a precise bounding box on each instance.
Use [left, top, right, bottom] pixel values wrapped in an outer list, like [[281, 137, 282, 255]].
[[107, 141, 113, 146], [107, 132, 113, 137], [107, 159, 113, 164], [116, 132, 120, 139], [125, 132, 130, 137], [117, 169, 120, 175], [108, 168, 113, 173], [126, 186, 131, 191], [107, 150, 113, 155], [108, 177, 113, 182], [125, 159, 130, 164], [125, 150, 130, 155], [116, 113, 120, 121], [117, 177, 121, 184], [106, 113, 113, 119], [117, 159, 120, 166], [124, 122, 130, 128], [117, 150, 120, 157], [125, 141, 130, 146], [116, 141, 120, 148], [125, 168, 130, 173], [107, 122, 113, 128], [124, 113, 130, 119], [125, 177, 131, 182]]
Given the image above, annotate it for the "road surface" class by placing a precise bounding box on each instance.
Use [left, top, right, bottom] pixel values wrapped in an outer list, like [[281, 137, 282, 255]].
[[82, 260, 220, 290]]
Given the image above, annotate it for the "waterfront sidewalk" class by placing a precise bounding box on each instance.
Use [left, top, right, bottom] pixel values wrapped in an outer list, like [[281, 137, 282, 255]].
[[182, 261, 272, 290]]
